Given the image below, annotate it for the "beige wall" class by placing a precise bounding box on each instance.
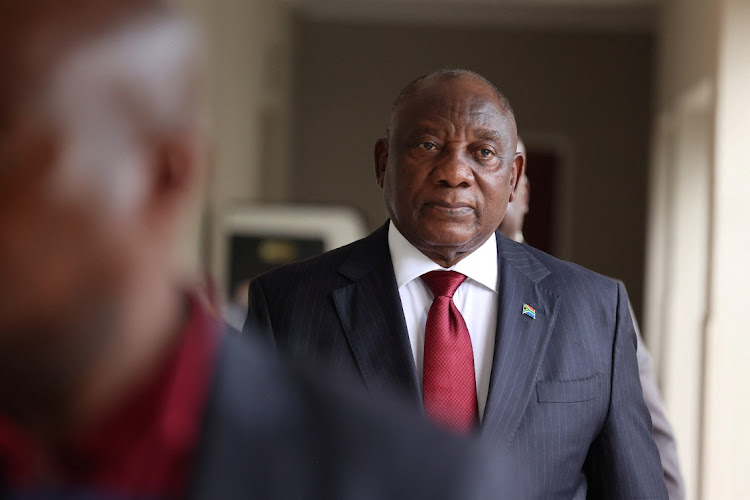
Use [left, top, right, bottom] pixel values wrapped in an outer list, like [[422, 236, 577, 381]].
[[175, 0, 292, 288], [647, 1, 717, 498], [701, 0, 750, 496], [656, 0, 719, 107], [646, 3, 720, 499], [647, 82, 713, 500], [646, 0, 750, 497], [288, 18, 654, 317]]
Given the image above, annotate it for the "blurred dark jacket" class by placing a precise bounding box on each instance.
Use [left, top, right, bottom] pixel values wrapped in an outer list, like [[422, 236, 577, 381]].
[[188, 328, 513, 500], [0, 325, 513, 499]]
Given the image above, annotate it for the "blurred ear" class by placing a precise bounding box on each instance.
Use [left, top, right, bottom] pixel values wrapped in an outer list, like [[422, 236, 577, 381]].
[[147, 134, 200, 218], [520, 174, 531, 213], [508, 152, 525, 203], [374, 138, 389, 189]]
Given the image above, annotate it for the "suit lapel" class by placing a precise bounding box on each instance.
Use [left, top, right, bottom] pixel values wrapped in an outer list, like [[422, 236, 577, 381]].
[[332, 223, 422, 407], [481, 234, 560, 444]]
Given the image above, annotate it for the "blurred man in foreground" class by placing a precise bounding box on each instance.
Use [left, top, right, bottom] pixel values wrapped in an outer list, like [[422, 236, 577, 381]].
[[0, 2, 510, 498], [500, 138, 685, 499]]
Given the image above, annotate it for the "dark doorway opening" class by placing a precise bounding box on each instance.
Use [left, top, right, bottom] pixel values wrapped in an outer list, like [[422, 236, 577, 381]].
[[523, 148, 561, 257]]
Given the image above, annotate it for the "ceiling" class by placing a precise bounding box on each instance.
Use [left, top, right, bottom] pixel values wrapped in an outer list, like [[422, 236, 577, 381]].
[[285, 0, 660, 32]]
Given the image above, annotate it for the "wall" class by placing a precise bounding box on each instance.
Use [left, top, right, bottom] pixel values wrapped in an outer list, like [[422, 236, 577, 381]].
[[176, 0, 293, 288], [656, 0, 719, 107], [647, 82, 713, 500], [647, 2, 718, 496], [646, 0, 750, 497], [701, 0, 750, 496], [288, 18, 655, 318]]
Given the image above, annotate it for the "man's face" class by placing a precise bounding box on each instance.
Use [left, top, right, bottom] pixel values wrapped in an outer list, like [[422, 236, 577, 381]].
[[0, 116, 130, 359], [0, 4, 201, 424], [0, 16, 189, 359], [376, 77, 522, 264]]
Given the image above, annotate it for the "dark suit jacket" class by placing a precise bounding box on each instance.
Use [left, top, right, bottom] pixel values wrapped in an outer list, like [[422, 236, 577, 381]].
[[187, 329, 511, 500], [245, 223, 669, 499]]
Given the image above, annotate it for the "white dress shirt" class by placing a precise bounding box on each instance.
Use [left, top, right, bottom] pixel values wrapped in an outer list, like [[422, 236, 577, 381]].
[[388, 221, 499, 420]]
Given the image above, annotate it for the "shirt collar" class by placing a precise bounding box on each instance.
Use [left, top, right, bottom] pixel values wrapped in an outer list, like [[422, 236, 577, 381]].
[[388, 220, 499, 293]]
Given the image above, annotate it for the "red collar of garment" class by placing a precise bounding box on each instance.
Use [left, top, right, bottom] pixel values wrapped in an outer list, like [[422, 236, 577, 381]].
[[0, 292, 219, 498]]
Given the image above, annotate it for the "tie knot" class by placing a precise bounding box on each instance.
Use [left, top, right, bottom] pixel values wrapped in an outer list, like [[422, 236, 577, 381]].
[[421, 270, 467, 298]]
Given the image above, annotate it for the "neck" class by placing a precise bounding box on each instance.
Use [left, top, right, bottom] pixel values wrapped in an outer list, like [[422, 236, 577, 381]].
[[73, 271, 184, 431], [413, 234, 494, 268], [420, 248, 472, 268], [6, 268, 185, 443]]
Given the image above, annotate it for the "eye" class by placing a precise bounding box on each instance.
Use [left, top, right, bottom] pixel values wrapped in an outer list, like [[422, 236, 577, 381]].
[[417, 142, 438, 151], [477, 148, 495, 159]]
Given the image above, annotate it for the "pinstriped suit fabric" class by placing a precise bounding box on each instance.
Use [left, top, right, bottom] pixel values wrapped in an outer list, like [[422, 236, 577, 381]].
[[244, 223, 668, 499]]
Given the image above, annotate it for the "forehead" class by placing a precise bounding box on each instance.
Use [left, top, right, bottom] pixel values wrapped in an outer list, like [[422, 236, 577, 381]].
[[394, 78, 512, 137]]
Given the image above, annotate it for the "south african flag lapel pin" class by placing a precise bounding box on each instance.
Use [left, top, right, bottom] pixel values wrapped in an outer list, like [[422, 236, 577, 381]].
[[522, 303, 536, 319]]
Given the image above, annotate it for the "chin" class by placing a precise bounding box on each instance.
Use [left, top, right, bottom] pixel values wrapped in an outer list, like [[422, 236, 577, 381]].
[[417, 224, 477, 249]]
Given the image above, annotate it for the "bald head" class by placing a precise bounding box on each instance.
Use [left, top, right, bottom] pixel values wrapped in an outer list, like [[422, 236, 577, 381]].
[[0, 0, 204, 188], [386, 69, 516, 141], [1, 0, 202, 212], [1, 0, 174, 128]]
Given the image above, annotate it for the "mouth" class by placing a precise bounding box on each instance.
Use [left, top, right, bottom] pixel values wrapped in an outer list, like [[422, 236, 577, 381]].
[[425, 201, 474, 217]]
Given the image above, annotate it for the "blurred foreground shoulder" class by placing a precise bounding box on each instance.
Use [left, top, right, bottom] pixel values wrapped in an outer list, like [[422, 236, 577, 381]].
[[189, 327, 514, 500]]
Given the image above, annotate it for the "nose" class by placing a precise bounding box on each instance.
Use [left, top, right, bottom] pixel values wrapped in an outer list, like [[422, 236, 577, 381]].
[[430, 146, 474, 188]]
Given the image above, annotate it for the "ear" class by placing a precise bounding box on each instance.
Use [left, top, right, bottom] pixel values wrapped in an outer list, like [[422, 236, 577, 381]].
[[508, 151, 526, 203], [374, 138, 389, 189], [520, 174, 530, 213], [147, 134, 200, 216]]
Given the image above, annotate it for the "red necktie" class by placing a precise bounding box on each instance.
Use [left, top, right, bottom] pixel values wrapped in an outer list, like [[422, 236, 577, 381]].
[[421, 270, 478, 434]]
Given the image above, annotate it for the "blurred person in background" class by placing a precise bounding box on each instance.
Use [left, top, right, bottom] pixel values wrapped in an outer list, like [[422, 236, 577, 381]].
[[500, 138, 684, 499], [497, 138, 530, 244], [498, 136, 531, 243], [245, 69, 668, 499], [0, 2, 513, 498]]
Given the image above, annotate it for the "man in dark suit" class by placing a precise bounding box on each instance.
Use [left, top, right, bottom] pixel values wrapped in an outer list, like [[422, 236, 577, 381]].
[[0, 3, 510, 498], [245, 69, 669, 498]]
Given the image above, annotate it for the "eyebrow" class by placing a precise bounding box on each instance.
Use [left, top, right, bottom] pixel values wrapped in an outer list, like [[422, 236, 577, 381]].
[[406, 127, 441, 138], [473, 129, 504, 142]]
